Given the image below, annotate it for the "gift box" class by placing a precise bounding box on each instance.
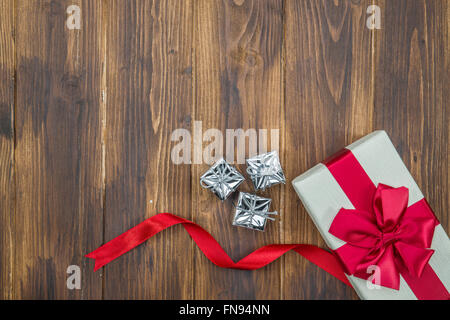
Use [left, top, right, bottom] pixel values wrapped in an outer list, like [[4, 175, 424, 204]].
[[200, 158, 245, 201], [232, 192, 277, 231], [292, 130, 450, 300], [246, 151, 286, 191]]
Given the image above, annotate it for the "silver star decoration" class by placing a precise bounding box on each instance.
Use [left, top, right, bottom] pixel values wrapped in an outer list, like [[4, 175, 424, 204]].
[[246, 151, 286, 191], [232, 192, 277, 231], [200, 158, 245, 201]]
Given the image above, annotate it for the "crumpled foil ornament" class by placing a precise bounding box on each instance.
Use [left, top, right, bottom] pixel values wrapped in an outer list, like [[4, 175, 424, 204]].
[[200, 158, 245, 201], [232, 192, 277, 231], [246, 151, 286, 191]]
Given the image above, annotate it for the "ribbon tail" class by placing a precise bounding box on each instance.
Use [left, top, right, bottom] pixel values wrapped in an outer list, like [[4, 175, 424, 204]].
[[86, 213, 352, 287], [235, 243, 352, 287], [85, 213, 189, 271], [293, 245, 352, 287], [85, 251, 112, 272], [184, 223, 351, 285]]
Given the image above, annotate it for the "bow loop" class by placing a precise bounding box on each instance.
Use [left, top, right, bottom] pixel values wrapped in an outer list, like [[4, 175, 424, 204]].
[[373, 184, 409, 232], [394, 242, 434, 277], [329, 209, 380, 248], [329, 184, 436, 290]]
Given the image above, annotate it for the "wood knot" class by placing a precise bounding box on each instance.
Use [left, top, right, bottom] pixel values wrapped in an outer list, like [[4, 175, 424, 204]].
[[230, 47, 262, 68]]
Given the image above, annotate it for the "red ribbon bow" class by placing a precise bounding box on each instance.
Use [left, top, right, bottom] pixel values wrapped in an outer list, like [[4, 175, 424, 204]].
[[329, 184, 436, 290]]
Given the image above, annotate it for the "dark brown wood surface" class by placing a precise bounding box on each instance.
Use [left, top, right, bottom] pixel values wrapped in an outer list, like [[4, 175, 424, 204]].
[[13, 0, 103, 299], [0, 0, 448, 300], [0, 0, 15, 301]]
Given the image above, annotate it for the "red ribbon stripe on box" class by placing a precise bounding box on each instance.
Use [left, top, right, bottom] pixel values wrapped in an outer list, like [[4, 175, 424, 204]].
[[324, 148, 449, 300]]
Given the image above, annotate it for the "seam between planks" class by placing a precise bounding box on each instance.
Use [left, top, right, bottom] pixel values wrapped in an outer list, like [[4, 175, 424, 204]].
[[100, 0, 108, 300], [280, 0, 287, 301]]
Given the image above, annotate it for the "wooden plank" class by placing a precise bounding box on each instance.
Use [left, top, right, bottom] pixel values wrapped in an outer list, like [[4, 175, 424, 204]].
[[373, 0, 448, 232], [102, 0, 194, 299], [14, 0, 103, 299], [283, 0, 374, 299], [192, 0, 284, 299], [0, 0, 15, 300]]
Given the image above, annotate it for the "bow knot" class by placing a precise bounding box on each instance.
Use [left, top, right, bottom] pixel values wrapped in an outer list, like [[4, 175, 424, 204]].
[[379, 230, 399, 247], [329, 184, 437, 290]]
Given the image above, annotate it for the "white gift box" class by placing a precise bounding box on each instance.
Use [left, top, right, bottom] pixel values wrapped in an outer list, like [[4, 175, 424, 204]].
[[292, 130, 450, 300]]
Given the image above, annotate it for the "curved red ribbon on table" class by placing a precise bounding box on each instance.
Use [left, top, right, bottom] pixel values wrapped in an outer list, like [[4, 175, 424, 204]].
[[324, 149, 449, 300], [86, 212, 351, 287]]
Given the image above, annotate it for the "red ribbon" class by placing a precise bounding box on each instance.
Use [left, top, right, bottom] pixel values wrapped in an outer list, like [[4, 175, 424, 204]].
[[329, 184, 436, 290], [325, 149, 449, 300], [86, 212, 352, 287]]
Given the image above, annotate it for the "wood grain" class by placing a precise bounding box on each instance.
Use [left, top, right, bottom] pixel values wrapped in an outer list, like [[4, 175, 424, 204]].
[[0, 0, 15, 300], [1, 0, 448, 299], [192, 0, 284, 299], [103, 0, 194, 299], [14, 0, 103, 299], [373, 0, 449, 233], [283, 0, 373, 299]]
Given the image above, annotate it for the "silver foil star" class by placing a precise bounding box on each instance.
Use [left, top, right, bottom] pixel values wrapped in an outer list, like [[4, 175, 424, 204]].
[[200, 158, 245, 201], [232, 192, 277, 231], [246, 151, 286, 191]]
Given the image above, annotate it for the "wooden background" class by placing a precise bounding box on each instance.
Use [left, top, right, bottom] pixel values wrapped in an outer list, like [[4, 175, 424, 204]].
[[0, 0, 448, 300]]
